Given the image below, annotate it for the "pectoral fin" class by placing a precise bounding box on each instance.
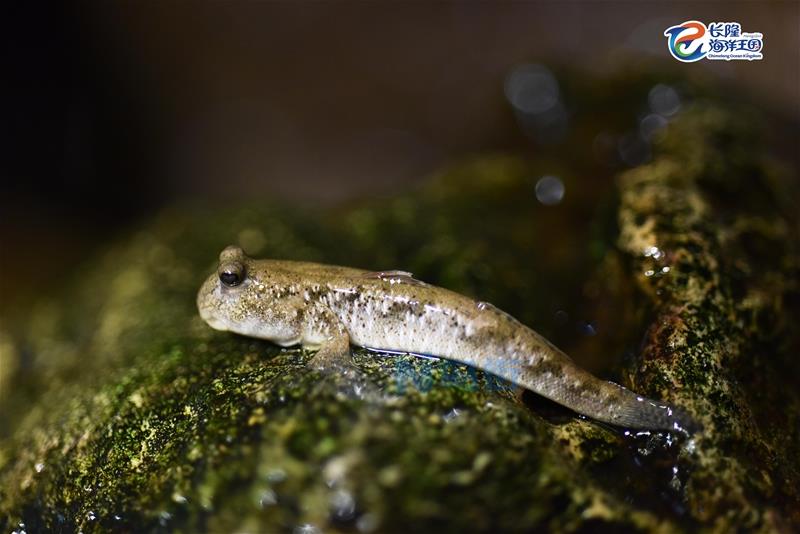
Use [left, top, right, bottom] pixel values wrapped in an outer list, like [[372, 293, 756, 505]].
[[309, 331, 352, 371]]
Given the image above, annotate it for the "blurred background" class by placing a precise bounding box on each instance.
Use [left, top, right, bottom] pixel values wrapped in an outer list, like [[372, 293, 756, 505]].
[[1, 2, 798, 311]]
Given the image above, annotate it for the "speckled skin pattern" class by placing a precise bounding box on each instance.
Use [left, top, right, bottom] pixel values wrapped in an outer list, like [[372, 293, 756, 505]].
[[198, 246, 692, 431]]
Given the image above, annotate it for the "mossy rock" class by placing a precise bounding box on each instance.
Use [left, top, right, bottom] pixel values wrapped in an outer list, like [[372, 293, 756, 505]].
[[1, 88, 798, 531], [616, 104, 800, 530]]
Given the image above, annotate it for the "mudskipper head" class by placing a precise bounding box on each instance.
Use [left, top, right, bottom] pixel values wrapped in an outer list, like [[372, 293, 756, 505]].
[[197, 245, 258, 335]]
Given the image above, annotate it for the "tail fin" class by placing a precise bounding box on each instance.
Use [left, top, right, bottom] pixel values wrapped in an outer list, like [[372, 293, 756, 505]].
[[602, 381, 699, 434]]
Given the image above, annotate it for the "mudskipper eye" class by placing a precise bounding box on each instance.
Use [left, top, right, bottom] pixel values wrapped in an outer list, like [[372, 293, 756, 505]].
[[219, 262, 245, 287]]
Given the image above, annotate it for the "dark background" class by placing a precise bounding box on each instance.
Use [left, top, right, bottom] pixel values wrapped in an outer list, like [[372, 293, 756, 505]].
[[1, 2, 798, 310]]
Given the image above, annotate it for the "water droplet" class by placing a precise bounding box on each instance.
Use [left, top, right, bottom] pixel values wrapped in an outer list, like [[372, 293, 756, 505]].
[[648, 84, 681, 117], [535, 175, 565, 205], [259, 488, 278, 508], [639, 113, 668, 140], [505, 64, 568, 143], [266, 467, 287, 483], [443, 408, 461, 422], [294, 524, 320, 534], [643, 246, 664, 260], [504, 64, 560, 114], [158, 511, 172, 526], [330, 489, 356, 522], [669, 465, 682, 490]]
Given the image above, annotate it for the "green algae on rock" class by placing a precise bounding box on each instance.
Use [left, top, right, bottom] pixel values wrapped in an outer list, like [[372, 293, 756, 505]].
[[1, 93, 799, 531]]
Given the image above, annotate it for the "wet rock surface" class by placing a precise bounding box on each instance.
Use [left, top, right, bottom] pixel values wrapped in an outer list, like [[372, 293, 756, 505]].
[[1, 76, 798, 532]]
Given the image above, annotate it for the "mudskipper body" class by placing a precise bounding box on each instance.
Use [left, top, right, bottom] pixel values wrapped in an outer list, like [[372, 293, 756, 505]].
[[197, 246, 694, 432]]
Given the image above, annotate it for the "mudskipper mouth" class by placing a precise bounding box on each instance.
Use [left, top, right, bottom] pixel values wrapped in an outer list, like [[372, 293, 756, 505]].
[[201, 312, 228, 332], [197, 299, 230, 332], [197, 291, 228, 332]]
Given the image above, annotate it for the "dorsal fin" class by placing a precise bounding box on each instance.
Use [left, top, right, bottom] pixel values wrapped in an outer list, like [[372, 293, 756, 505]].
[[476, 300, 519, 323], [476, 301, 498, 312], [362, 270, 427, 286]]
